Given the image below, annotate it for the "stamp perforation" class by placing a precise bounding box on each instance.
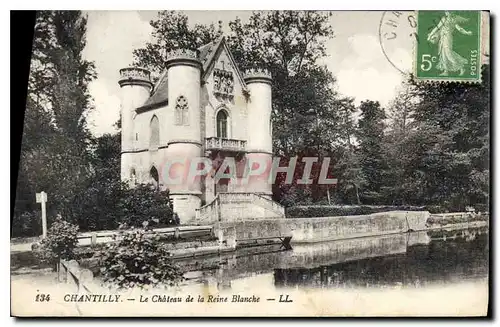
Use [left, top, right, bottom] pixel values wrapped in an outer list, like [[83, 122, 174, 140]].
[[413, 10, 483, 84]]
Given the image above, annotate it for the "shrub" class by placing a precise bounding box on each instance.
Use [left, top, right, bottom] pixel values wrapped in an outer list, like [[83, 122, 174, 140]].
[[98, 225, 184, 289], [285, 204, 490, 218], [11, 211, 41, 238], [71, 178, 126, 232], [474, 203, 489, 213], [34, 215, 79, 267], [285, 205, 428, 218], [118, 185, 174, 227], [67, 180, 175, 232]]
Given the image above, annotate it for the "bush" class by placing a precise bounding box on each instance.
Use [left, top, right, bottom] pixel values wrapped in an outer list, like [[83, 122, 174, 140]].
[[119, 185, 174, 228], [11, 211, 41, 238], [426, 212, 489, 226], [98, 225, 184, 289], [285, 204, 490, 218], [71, 178, 126, 232], [285, 205, 428, 218], [34, 215, 79, 267], [474, 203, 489, 213], [68, 180, 175, 232]]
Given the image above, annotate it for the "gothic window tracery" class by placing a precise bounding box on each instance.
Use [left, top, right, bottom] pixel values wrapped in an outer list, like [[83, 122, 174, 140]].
[[175, 95, 189, 126]]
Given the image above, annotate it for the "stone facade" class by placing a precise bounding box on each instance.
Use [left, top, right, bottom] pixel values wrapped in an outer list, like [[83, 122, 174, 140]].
[[118, 37, 279, 224]]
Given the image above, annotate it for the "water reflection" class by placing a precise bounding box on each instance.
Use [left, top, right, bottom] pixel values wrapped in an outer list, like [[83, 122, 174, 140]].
[[180, 228, 488, 290]]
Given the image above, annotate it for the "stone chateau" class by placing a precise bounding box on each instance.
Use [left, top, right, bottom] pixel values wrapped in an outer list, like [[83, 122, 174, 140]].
[[118, 37, 285, 224]]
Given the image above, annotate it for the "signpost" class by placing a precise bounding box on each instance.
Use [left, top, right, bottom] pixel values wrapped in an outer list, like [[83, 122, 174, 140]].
[[36, 191, 48, 238]]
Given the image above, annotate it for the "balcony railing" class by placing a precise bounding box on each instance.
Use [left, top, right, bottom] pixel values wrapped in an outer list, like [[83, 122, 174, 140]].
[[205, 137, 246, 152]]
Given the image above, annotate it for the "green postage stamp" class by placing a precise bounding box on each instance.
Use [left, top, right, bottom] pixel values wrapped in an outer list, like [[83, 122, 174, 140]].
[[415, 11, 482, 82]]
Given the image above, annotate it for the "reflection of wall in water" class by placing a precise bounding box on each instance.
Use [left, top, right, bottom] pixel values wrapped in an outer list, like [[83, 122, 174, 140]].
[[181, 233, 421, 286], [274, 231, 488, 289], [283, 233, 411, 269]]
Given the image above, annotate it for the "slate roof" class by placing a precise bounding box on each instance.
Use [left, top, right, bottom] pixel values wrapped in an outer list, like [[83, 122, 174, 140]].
[[138, 70, 169, 112], [136, 37, 223, 112]]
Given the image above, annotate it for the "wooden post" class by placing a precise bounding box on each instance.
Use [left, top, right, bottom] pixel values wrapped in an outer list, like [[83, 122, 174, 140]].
[[91, 233, 97, 246], [36, 191, 48, 238]]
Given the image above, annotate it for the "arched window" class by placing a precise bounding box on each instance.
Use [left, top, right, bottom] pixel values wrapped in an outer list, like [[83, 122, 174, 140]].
[[150, 166, 159, 191], [150, 115, 160, 149], [175, 95, 189, 126], [216, 110, 228, 138]]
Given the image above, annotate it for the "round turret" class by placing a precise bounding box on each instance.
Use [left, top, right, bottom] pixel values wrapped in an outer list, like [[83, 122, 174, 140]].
[[243, 68, 272, 85], [243, 67, 273, 196], [166, 48, 202, 69], [118, 67, 153, 184], [164, 48, 203, 223], [118, 67, 153, 89]]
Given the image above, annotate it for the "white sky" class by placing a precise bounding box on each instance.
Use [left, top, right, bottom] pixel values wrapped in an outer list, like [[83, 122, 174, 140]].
[[82, 11, 414, 136]]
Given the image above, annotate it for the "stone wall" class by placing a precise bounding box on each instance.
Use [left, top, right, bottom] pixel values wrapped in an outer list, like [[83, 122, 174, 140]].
[[196, 193, 285, 224], [219, 201, 282, 221], [218, 211, 430, 244]]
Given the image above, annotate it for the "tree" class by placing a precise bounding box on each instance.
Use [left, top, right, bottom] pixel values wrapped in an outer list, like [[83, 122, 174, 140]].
[[402, 65, 490, 210], [382, 83, 418, 204], [227, 11, 341, 157], [356, 100, 388, 204], [14, 11, 96, 236], [227, 11, 358, 204], [332, 97, 364, 204], [90, 132, 121, 182], [133, 11, 223, 80]]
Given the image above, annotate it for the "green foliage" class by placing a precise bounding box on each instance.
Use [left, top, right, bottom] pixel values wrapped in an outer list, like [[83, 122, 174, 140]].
[[69, 132, 124, 231], [98, 227, 184, 289], [357, 100, 388, 204], [71, 179, 174, 232], [14, 11, 96, 236], [394, 65, 490, 210], [12, 211, 41, 238], [286, 205, 428, 218], [426, 212, 489, 226], [227, 12, 343, 159], [119, 185, 174, 228], [34, 216, 79, 265], [133, 11, 223, 78]]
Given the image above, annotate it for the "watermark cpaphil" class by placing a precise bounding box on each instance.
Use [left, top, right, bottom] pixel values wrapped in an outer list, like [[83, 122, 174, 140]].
[[156, 156, 337, 187]]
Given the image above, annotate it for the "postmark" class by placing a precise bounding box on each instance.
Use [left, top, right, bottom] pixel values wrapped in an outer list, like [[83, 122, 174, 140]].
[[414, 11, 481, 82], [379, 11, 417, 75]]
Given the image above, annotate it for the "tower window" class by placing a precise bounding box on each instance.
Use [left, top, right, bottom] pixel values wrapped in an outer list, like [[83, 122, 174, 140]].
[[216, 110, 228, 138], [150, 115, 160, 149], [175, 95, 189, 126]]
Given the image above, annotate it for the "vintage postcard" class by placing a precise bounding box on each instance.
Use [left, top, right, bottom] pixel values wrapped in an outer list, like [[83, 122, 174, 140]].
[[11, 10, 490, 317]]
